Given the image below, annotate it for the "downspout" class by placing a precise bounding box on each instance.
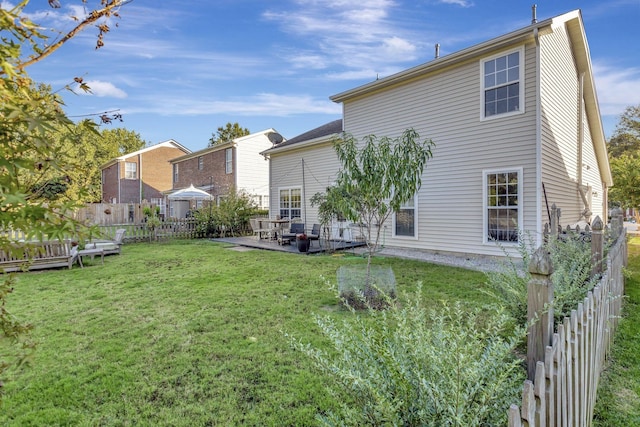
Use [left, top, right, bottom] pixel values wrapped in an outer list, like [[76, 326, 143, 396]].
[[117, 161, 121, 203], [534, 26, 542, 247], [577, 72, 591, 219], [139, 153, 143, 204], [302, 158, 307, 225]]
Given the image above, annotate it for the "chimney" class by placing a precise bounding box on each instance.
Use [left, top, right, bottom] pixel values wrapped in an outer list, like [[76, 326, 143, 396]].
[[435, 43, 440, 59], [531, 4, 538, 24]]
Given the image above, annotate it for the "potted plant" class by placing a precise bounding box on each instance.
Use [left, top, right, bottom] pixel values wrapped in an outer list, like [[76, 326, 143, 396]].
[[296, 233, 310, 252]]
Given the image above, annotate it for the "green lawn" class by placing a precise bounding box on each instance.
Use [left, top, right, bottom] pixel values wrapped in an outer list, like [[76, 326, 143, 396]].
[[3, 239, 638, 426], [0, 240, 491, 426], [593, 239, 640, 426]]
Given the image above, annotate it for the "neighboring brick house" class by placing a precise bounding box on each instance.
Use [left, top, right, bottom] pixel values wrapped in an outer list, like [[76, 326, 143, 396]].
[[167, 129, 278, 218], [101, 140, 191, 205]]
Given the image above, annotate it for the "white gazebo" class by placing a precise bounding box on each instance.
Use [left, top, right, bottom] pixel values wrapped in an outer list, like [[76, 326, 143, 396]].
[[167, 184, 213, 218]]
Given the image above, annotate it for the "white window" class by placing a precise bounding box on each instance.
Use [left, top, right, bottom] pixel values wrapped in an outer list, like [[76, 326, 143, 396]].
[[125, 162, 137, 179], [198, 156, 204, 170], [173, 164, 179, 183], [225, 148, 233, 174], [481, 48, 524, 119], [279, 188, 301, 219], [393, 195, 417, 238], [483, 168, 522, 243]]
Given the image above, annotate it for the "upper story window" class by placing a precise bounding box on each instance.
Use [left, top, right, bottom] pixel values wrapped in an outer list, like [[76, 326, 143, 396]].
[[225, 148, 233, 174], [125, 162, 137, 179], [173, 164, 179, 183], [198, 156, 204, 170], [481, 48, 524, 119]]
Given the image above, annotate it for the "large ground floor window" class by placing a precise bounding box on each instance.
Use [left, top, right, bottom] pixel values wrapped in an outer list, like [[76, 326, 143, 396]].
[[394, 195, 417, 237], [484, 168, 521, 243], [279, 187, 301, 219]]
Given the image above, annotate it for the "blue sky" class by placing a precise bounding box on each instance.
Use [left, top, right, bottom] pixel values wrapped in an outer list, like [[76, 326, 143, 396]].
[[14, 0, 640, 152]]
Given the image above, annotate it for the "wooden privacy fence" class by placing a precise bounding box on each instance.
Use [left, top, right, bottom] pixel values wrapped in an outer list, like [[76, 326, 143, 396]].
[[76, 203, 155, 225], [508, 208, 627, 427]]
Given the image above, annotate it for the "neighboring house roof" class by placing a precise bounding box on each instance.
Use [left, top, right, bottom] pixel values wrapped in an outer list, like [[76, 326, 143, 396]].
[[170, 128, 280, 163], [261, 119, 342, 156], [100, 139, 191, 169], [330, 10, 611, 186]]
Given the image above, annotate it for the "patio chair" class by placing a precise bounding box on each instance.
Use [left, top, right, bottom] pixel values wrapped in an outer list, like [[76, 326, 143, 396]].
[[281, 223, 305, 243], [86, 228, 126, 255], [249, 218, 271, 239], [308, 223, 321, 246]]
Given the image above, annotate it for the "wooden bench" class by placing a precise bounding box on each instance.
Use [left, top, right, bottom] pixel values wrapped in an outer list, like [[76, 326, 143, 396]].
[[0, 240, 75, 273]]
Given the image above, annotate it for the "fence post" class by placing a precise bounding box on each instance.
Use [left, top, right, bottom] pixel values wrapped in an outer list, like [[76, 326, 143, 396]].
[[610, 207, 623, 240], [591, 216, 604, 278], [550, 204, 560, 237], [527, 246, 554, 381]]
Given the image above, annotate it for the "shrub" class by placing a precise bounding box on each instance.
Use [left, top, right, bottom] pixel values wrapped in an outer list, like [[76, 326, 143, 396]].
[[485, 231, 602, 326], [288, 287, 526, 426]]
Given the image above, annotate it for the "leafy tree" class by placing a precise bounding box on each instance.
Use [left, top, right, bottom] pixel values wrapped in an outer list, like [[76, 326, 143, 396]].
[[0, 0, 130, 400], [208, 122, 250, 146], [327, 129, 435, 292], [60, 125, 147, 202], [608, 105, 640, 158], [607, 105, 640, 211], [608, 154, 640, 210]]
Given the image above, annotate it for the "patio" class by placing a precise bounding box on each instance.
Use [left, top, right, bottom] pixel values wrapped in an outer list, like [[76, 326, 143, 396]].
[[212, 236, 366, 254]]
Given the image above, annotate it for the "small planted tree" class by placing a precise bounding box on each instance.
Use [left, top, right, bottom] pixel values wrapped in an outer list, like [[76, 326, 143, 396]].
[[327, 129, 435, 298]]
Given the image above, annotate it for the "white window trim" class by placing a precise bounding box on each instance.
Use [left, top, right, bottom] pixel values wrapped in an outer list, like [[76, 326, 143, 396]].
[[225, 148, 233, 174], [198, 156, 204, 170], [173, 164, 179, 183], [278, 186, 302, 219], [125, 162, 137, 180], [482, 167, 523, 245], [392, 194, 418, 240], [480, 46, 525, 121]]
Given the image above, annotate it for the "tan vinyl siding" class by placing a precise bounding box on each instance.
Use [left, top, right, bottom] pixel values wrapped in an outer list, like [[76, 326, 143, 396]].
[[342, 42, 538, 257], [539, 22, 594, 224], [269, 142, 339, 228], [581, 107, 606, 219]]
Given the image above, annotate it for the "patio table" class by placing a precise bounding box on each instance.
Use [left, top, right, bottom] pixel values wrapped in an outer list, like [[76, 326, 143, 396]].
[[263, 219, 291, 245]]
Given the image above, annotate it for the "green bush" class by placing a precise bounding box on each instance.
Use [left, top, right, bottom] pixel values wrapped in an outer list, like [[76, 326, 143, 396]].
[[485, 231, 601, 326], [288, 287, 526, 426]]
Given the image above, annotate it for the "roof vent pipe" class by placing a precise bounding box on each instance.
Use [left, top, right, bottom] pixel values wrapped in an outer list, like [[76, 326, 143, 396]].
[[435, 43, 440, 59], [531, 4, 537, 24]]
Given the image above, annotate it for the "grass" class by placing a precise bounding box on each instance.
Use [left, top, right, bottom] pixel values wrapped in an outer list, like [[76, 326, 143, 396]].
[[0, 240, 492, 426], [593, 237, 640, 426]]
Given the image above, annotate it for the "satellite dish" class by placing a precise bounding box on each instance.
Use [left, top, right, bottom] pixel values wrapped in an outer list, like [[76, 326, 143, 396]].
[[267, 132, 284, 145]]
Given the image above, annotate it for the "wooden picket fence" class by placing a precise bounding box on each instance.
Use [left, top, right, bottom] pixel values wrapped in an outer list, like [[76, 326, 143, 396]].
[[95, 219, 200, 242], [508, 208, 627, 426]]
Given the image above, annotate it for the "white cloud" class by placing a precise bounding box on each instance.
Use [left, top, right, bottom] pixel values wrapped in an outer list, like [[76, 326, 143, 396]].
[[126, 93, 341, 117], [263, 0, 423, 79], [439, 0, 474, 7], [592, 62, 640, 116], [82, 80, 128, 98]]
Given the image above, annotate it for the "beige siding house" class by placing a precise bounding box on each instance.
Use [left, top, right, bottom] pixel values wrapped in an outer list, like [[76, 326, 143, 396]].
[[263, 10, 612, 258]]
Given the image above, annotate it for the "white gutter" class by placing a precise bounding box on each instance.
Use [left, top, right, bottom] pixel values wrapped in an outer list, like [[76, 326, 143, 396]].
[[535, 26, 543, 248]]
